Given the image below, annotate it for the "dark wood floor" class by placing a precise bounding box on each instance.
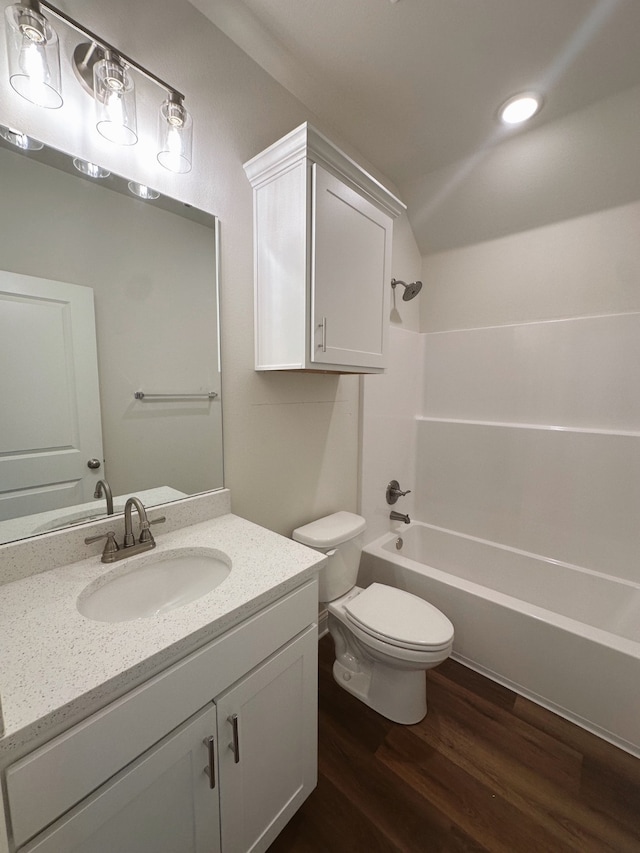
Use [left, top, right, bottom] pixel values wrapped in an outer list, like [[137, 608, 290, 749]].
[[269, 635, 640, 852]]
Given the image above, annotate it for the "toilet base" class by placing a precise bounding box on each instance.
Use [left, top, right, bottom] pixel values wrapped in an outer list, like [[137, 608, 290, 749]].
[[332, 657, 427, 725]]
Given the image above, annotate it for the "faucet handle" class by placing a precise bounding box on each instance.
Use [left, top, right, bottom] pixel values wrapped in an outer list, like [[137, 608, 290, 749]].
[[386, 480, 412, 505], [84, 531, 119, 561], [139, 516, 166, 544]]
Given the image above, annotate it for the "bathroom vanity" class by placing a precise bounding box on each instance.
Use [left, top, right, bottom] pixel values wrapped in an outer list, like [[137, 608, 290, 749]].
[[0, 496, 324, 853], [244, 123, 406, 374]]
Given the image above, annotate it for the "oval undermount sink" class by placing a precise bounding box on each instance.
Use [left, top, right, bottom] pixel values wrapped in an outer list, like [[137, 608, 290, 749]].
[[77, 549, 231, 623]]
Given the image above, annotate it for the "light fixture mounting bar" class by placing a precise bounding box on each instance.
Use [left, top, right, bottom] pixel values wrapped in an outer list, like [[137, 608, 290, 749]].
[[37, 0, 184, 99]]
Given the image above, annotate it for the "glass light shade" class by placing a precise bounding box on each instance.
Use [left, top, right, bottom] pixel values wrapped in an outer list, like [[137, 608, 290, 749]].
[[128, 181, 159, 200], [4, 3, 62, 109], [73, 158, 110, 179], [93, 55, 137, 145], [0, 125, 43, 150], [157, 97, 192, 173]]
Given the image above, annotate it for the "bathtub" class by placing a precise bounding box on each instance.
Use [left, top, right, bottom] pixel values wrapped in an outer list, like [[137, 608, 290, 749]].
[[359, 521, 640, 757]]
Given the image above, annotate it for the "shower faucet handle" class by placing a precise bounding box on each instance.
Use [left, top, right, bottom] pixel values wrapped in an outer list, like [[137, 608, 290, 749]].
[[386, 479, 412, 505]]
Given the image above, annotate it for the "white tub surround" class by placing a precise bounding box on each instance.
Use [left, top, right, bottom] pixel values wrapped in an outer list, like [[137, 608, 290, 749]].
[[360, 522, 640, 758], [0, 509, 324, 757], [418, 312, 640, 583]]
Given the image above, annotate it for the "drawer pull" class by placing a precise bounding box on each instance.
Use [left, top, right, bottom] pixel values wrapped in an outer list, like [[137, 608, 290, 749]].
[[204, 736, 216, 789], [228, 714, 240, 764]]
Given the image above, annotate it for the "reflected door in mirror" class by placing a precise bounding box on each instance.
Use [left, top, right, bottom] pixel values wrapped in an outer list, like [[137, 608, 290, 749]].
[[0, 271, 103, 521]]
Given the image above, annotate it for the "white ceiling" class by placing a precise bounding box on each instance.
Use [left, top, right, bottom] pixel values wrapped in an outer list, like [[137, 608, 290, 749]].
[[190, 0, 640, 253]]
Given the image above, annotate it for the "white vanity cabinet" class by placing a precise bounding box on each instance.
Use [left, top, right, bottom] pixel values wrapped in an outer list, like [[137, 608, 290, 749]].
[[244, 122, 406, 374], [5, 581, 318, 853], [16, 704, 221, 853]]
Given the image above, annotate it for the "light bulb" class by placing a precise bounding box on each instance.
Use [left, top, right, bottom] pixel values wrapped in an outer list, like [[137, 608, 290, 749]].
[[20, 37, 48, 81]]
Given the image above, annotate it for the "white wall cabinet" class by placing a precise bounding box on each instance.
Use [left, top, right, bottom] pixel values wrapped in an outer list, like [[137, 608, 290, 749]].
[[5, 582, 318, 853], [244, 123, 406, 374]]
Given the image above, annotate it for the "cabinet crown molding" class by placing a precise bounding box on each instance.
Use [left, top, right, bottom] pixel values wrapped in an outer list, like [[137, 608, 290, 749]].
[[243, 122, 406, 219]]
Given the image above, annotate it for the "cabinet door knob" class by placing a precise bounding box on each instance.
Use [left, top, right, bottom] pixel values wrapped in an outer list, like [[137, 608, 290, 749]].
[[228, 714, 240, 764], [203, 736, 216, 789]]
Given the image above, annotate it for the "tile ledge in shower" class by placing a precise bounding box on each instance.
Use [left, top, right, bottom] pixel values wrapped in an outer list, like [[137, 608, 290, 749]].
[[415, 416, 640, 438]]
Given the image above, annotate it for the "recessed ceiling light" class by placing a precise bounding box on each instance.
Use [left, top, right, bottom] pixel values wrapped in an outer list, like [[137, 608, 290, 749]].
[[499, 92, 543, 125]]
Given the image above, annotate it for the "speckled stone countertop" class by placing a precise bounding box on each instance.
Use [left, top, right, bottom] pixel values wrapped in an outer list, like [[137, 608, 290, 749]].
[[0, 513, 324, 758]]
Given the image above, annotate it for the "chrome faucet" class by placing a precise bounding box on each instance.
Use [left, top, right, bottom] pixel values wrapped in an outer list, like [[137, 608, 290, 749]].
[[390, 510, 411, 524], [94, 479, 114, 515], [84, 496, 166, 563]]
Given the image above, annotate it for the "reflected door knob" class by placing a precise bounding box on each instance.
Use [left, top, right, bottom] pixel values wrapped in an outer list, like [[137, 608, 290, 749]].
[[87, 458, 101, 469]]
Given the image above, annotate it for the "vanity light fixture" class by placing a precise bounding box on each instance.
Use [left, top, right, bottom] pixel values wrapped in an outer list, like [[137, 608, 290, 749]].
[[73, 157, 110, 179], [3, 0, 193, 172], [498, 92, 543, 125], [127, 181, 159, 200], [0, 124, 43, 149]]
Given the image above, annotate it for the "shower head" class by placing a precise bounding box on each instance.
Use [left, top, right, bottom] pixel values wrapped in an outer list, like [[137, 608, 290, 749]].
[[391, 278, 422, 301]]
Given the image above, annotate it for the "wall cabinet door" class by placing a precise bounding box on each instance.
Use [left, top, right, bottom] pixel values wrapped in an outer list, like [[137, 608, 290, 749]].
[[216, 626, 318, 853], [19, 704, 220, 853], [311, 165, 391, 370], [245, 123, 404, 374]]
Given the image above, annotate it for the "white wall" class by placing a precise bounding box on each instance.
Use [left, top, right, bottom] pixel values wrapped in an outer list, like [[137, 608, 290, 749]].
[[0, 0, 419, 537], [417, 200, 640, 583]]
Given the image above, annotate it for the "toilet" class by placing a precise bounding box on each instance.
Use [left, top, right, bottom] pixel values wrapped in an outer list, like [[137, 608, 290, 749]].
[[292, 511, 454, 724]]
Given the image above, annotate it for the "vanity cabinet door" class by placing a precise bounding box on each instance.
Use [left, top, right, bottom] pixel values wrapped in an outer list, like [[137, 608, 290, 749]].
[[19, 704, 220, 853], [216, 626, 318, 853]]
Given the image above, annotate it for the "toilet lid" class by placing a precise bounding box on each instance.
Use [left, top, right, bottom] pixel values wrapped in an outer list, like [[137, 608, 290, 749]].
[[344, 583, 454, 651]]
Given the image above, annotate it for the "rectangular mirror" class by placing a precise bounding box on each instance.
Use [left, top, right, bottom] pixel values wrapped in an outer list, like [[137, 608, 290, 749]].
[[0, 130, 222, 545]]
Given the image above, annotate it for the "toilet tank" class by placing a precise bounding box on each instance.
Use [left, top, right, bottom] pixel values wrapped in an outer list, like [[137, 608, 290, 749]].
[[292, 511, 367, 602]]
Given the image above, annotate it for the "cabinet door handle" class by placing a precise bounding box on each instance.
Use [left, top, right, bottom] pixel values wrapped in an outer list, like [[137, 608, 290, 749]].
[[228, 714, 240, 764], [204, 736, 216, 789], [318, 317, 327, 352]]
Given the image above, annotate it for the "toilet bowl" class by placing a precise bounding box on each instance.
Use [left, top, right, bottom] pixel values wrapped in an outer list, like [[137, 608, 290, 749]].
[[292, 512, 454, 724]]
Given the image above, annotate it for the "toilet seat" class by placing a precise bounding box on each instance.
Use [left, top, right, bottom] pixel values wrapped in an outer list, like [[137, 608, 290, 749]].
[[344, 583, 454, 652]]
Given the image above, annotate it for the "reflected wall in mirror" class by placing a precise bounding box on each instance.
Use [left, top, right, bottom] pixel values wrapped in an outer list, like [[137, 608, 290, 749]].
[[0, 135, 222, 545]]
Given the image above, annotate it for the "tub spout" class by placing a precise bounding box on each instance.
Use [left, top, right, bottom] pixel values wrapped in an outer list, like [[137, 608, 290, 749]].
[[390, 511, 410, 524]]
